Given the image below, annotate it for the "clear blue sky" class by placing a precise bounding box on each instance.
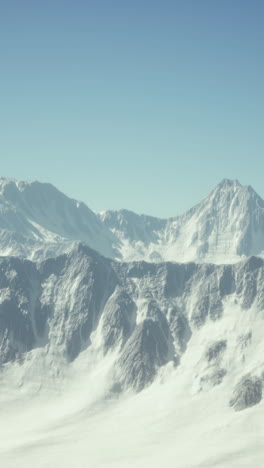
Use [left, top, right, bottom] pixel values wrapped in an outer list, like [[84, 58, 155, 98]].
[[0, 0, 263, 217]]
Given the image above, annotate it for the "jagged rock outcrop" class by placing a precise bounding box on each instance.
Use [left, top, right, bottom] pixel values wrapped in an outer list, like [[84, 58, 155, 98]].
[[229, 375, 263, 411], [1, 244, 264, 392], [101, 288, 136, 352], [205, 340, 227, 363], [118, 319, 170, 391]]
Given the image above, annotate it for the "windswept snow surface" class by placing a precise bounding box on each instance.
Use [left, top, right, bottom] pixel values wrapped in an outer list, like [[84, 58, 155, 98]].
[[1, 366, 264, 468], [0, 246, 264, 466]]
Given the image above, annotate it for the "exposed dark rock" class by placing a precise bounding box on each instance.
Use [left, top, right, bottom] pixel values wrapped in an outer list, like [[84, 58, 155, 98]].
[[200, 368, 227, 389], [191, 294, 209, 327], [219, 266, 235, 297], [169, 309, 191, 353], [229, 375, 262, 411], [102, 289, 136, 352], [237, 331, 252, 350], [206, 340, 227, 362], [118, 319, 170, 391]]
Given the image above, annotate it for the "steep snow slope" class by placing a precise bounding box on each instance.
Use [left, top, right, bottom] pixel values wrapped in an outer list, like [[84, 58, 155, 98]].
[[1, 177, 264, 263], [0, 177, 117, 260], [1, 245, 264, 466], [100, 179, 264, 263]]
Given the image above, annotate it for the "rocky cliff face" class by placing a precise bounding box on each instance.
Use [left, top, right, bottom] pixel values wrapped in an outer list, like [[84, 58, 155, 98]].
[[1, 244, 264, 410]]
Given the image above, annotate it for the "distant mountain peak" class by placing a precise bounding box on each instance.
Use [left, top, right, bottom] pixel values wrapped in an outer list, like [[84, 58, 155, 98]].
[[212, 179, 260, 197], [205, 179, 262, 206], [218, 178, 241, 187], [0, 176, 264, 264], [211, 179, 243, 196]]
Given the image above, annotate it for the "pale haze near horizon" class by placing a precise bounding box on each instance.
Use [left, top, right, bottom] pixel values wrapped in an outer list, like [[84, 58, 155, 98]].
[[0, 0, 263, 217]]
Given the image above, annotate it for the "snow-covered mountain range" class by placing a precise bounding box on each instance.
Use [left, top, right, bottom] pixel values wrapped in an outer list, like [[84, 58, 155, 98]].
[[1, 176, 264, 467], [1, 242, 264, 398], [1, 176, 264, 263]]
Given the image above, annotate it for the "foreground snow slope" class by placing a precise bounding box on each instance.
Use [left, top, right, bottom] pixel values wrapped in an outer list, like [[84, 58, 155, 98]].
[[1, 366, 264, 468], [1, 177, 264, 263], [0, 245, 264, 466]]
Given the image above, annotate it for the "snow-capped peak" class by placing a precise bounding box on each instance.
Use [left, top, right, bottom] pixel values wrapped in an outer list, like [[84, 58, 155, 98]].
[[99, 179, 264, 263], [0, 177, 264, 264]]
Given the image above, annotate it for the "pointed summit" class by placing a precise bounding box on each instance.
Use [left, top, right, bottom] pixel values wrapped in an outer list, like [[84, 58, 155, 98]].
[[205, 179, 264, 208], [212, 179, 261, 198], [210, 179, 242, 197], [218, 178, 241, 188]]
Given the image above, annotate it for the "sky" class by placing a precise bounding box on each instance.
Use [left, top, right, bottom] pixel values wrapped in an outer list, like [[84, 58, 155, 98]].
[[0, 0, 263, 217]]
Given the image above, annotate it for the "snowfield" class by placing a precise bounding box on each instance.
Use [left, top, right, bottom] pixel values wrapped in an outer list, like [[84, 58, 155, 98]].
[[1, 369, 264, 468]]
